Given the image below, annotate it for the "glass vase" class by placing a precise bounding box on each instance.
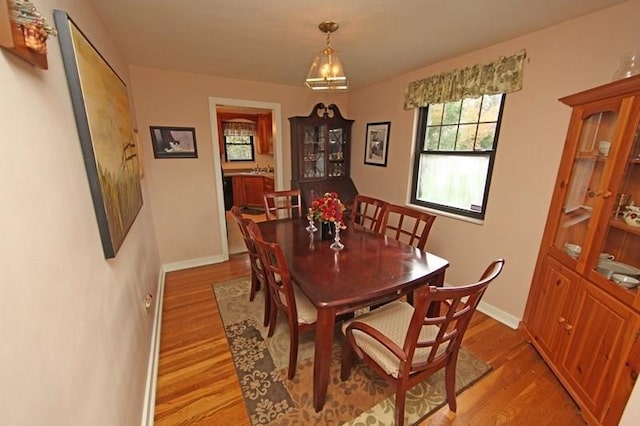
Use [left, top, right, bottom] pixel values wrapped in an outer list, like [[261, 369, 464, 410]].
[[320, 222, 333, 240]]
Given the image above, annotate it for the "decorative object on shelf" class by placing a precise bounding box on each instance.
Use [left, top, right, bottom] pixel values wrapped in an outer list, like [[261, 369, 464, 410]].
[[611, 273, 640, 289], [613, 193, 631, 217], [309, 192, 347, 241], [597, 140, 611, 156], [564, 243, 581, 259], [612, 51, 639, 81], [623, 205, 640, 227], [364, 122, 391, 167], [54, 10, 143, 259], [305, 21, 348, 91], [330, 222, 344, 251], [149, 126, 198, 159]]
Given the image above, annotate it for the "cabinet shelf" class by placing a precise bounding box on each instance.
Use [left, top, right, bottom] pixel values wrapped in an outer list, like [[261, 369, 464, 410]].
[[609, 218, 640, 236]]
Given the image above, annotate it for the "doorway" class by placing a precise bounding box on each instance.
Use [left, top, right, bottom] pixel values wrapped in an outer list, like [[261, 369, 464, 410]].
[[208, 97, 284, 258]]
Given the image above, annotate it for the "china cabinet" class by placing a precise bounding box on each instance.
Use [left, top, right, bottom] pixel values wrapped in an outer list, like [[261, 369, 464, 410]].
[[289, 103, 358, 210], [521, 75, 640, 425]]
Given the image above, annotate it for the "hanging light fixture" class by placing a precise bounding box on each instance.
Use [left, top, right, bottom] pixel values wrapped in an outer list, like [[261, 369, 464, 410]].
[[305, 21, 348, 91]]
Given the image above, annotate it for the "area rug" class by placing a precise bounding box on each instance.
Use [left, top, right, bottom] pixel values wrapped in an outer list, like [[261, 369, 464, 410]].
[[212, 277, 491, 425]]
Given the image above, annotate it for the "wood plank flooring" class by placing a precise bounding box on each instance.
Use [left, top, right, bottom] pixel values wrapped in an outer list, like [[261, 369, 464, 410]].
[[154, 254, 585, 425]]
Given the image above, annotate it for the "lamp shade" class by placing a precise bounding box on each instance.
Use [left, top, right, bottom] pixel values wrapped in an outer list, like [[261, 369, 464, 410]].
[[305, 22, 348, 91]]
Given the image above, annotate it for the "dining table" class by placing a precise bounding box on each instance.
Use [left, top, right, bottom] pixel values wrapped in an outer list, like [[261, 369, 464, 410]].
[[257, 218, 450, 412]]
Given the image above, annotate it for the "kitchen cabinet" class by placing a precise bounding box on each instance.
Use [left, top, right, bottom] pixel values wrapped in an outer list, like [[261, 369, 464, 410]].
[[289, 103, 357, 210], [232, 174, 274, 209], [521, 75, 640, 425]]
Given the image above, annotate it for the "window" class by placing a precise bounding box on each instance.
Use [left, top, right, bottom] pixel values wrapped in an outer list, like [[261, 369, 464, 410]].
[[410, 94, 505, 220], [225, 135, 255, 161]]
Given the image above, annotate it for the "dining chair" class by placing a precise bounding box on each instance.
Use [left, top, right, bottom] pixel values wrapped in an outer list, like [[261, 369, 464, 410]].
[[263, 189, 302, 220], [229, 206, 270, 326], [246, 220, 317, 379], [379, 204, 437, 251], [340, 259, 505, 426], [349, 194, 388, 233]]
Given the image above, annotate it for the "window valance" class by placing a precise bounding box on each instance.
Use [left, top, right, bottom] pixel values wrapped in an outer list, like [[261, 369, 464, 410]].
[[222, 121, 256, 136], [404, 50, 527, 109]]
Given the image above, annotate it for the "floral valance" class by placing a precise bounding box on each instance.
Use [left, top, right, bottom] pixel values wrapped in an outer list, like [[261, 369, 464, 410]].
[[404, 50, 527, 109], [222, 120, 256, 136]]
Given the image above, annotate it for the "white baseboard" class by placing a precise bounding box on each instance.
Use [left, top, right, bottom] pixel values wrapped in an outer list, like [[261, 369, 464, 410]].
[[162, 254, 228, 272], [477, 300, 520, 330], [141, 268, 166, 426]]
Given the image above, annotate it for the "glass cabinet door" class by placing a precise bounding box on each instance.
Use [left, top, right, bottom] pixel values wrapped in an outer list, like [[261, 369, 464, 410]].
[[592, 118, 640, 284], [552, 103, 621, 261], [302, 124, 326, 178], [327, 127, 346, 177]]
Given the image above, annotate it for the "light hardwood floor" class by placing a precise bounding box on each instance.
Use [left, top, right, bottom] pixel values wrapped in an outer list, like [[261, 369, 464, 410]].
[[154, 255, 585, 425]]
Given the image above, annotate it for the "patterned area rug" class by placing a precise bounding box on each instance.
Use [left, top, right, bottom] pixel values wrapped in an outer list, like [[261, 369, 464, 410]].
[[212, 277, 491, 425]]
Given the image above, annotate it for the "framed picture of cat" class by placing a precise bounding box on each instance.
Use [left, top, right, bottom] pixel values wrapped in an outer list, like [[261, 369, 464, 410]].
[[150, 126, 198, 159]]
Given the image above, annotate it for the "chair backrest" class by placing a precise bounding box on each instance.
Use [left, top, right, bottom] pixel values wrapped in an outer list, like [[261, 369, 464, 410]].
[[230, 206, 264, 280], [402, 259, 504, 377], [263, 189, 302, 220], [349, 194, 388, 233], [379, 204, 436, 251], [246, 221, 298, 320]]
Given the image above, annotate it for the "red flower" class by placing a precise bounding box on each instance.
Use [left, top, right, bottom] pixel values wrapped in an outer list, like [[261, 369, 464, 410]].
[[308, 192, 347, 229]]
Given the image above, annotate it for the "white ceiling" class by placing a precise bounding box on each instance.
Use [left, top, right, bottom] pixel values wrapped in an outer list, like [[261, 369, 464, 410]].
[[91, 0, 626, 90]]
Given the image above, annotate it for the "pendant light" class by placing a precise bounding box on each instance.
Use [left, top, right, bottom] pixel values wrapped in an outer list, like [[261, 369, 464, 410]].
[[305, 21, 348, 91]]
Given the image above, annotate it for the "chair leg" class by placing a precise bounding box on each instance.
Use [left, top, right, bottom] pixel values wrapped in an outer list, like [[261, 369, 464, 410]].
[[340, 340, 354, 381], [445, 360, 458, 413], [267, 301, 278, 337], [395, 387, 407, 426], [287, 324, 299, 380], [262, 285, 270, 327], [249, 270, 258, 301]]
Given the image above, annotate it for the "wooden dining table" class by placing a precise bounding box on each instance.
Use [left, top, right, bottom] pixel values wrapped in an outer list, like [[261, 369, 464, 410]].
[[258, 218, 449, 412]]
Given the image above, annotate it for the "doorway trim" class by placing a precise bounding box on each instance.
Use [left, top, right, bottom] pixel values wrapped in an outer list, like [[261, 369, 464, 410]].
[[208, 97, 284, 259]]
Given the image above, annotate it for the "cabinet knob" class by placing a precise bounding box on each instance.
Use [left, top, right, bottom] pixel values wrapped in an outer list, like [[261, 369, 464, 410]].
[[558, 317, 566, 324], [565, 323, 573, 331], [602, 191, 613, 198]]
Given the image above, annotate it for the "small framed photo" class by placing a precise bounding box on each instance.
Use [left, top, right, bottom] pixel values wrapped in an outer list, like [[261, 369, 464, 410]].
[[150, 126, 198, 158], [364, 122, 391, 167]]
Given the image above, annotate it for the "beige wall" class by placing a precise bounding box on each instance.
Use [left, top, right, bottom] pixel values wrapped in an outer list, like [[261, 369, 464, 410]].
[[128, 66, 346, 264], [0, 1, 161, 424], [348, 2, 636, 323]]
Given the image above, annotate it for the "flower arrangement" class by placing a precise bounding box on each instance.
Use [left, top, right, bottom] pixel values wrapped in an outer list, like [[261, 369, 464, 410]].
[[309, 192, 347, 229]]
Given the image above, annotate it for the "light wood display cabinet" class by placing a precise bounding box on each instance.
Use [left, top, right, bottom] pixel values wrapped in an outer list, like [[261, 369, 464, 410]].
[[522, 75, 640, 425]]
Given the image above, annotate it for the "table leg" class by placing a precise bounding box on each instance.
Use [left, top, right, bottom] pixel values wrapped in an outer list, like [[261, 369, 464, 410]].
[[427, 270, 445, 317], [313, 307, 336, 412]]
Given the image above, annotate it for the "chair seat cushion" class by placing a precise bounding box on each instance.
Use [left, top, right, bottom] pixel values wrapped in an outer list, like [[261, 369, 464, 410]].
[[291, 284, 317, 325], [342, 300, 440, 378]]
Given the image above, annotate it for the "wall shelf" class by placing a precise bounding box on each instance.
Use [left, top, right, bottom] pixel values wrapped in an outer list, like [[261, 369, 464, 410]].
[[0, 0, 48, 69]]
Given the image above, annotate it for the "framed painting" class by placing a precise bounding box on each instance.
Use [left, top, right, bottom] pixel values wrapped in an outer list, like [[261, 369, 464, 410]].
[[149, 126, 198, 158], [364, 121, 391, 167], [54, 10, 143, 259]]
